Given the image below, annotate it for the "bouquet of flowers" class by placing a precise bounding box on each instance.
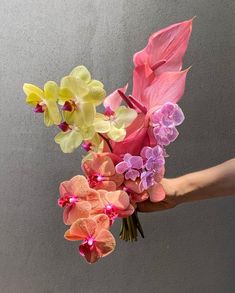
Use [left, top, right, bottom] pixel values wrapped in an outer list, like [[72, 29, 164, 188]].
[[24, 19, 193, 263]]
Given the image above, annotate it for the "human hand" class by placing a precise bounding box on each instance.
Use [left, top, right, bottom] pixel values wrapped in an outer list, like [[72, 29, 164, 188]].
[[137, 178, 184, 212]]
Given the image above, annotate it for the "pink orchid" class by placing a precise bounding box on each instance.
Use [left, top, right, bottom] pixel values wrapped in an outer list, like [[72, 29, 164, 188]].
[[98, 189, 135, 222], [82, 152, 124, 191], [59, 175, 101, 225], [64, 214, 116, 263]]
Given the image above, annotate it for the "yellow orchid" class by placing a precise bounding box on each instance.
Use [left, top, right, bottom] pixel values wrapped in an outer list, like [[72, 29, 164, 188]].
[[59, 66, 106, 127], [54, 121, 96, 153], [23, 81, 61, 127], [94, 106, 137, 142]]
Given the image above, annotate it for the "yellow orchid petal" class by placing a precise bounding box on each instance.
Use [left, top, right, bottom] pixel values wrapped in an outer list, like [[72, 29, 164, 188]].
[[44, 108, 54, 127], [114, 106, 137, 128], [25, 92, 41, 106], [80, 102, 95, 126], [46, 100, 61, 125], [61, 76, 89, 98], [58, 87, 74, 103], [86, 86, 106, 105], [63, 109, 83, 126], [23, 83, 44, 97], [70, 66, 91, 83], [108, 125, 126, 142], [81, 125, 96, 140], [54, 130, 83, 153], [44, 81, 59, 101], [88, 79, 104, 88], [94, 117, 111, 133]]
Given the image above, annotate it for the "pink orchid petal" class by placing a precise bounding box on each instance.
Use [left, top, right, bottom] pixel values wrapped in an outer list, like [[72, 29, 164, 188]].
[[105, 190, 130, 210], [117, 204, 135, 217], [125, 169, 140, 181], [103, 84, 128, 111], [64, 202, 91, 225], [59, 176, 91, 199], [95, 180, 117, 191], [115, 161, 129, 174], [70, 218, 97, 239], [92, 214, 110, 233], [95, 229, 116, 257]]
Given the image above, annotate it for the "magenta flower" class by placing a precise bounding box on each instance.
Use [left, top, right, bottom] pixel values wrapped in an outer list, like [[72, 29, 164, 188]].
[[115, 153, 143, 181]]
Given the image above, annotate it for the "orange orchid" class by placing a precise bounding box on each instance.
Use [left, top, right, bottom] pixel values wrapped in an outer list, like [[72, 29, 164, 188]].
[[64, 214, 116, 263], [82, 153, 124, 191], [58, 175, 101, 225]]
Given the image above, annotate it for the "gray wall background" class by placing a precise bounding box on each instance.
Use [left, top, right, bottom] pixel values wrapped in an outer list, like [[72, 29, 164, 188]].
[[0, 0, 235, 292]]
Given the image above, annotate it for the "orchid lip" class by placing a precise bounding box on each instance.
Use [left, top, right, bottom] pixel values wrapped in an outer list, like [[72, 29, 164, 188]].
[[62, 101, 73, 111], [33, 103, 45, 113]]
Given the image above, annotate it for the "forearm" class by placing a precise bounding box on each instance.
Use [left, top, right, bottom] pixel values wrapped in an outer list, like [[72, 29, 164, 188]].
[[175, 158, 235, 204]]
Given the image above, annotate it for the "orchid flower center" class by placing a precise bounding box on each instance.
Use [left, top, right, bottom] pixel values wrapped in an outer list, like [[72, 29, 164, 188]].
[[104, 203, 118, 220], [88, 173, 104, 188], [87, 237, 95, 246], [58, 193, 78, 207]]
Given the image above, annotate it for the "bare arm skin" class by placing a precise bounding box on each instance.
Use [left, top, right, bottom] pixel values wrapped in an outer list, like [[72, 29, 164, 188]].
[[138, 158, 235, 213]]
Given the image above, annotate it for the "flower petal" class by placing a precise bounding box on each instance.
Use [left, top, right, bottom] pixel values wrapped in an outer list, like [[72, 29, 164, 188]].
[[60, 76, 89, 97], [46, 99, 61, 125], [80, 102, 95, 126], [44, 81, 59, 101], [94, 115, 111, 133], [105, 190, 130, 209], [115, 161, 129, 174], [108, 125, 126, 142], [103, 84, 128, 111], [60, 175, 91, 198], [114, 106, 137, 128], [64, 201, 91, 225], [70, 65, 91, 83], [70, 217, 97, 238], [93, 214, 110, 232], [23, 83, 44, 97], [54, 130, 83, 153], [95, 229, 116, 257]]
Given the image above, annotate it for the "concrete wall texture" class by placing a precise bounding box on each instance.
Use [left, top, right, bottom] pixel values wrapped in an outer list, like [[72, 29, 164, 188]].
[[0, 0, 234, 292]]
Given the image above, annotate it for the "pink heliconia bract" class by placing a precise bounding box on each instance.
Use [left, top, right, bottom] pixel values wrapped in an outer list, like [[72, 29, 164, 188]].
[[133, 18, 193, 75]]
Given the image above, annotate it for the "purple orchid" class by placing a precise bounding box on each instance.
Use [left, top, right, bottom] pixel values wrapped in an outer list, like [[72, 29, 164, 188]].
[[151, 102, 184, 146], [140, 145, 165, 189], [115, 153, 143, 181]]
